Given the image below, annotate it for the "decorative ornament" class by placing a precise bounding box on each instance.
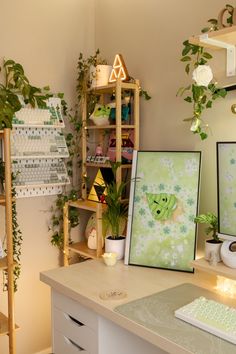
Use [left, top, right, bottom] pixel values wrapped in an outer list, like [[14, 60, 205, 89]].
[[88, 168, 114, 203], [109, 54, 129, 83]]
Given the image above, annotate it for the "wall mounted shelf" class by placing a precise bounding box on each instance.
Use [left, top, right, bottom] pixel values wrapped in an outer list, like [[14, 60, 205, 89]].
[[191, 257, 236, 281], [189, 25, 236, 77]]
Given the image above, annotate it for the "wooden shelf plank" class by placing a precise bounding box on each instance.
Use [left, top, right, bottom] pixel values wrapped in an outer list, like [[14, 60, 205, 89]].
[[0, 312, 19, 336], [68, 199, 107, 212], [0, 257, 8, 270], [189, 26, 236, 49], [86, 162, 132, 169], [87, 81, 138, 94], [68, 241, 102, 259], [191, 257, 236, 280], [0, 194, 6, 205], [85, 124, 135, 130]]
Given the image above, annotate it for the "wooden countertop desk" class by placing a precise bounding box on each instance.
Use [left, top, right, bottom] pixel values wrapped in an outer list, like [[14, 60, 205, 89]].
[[40, 260, 235, 354]]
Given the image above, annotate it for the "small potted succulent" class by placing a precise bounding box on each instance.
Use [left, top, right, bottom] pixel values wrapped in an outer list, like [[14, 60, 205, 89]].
[[194, 212, 222, 262], [103, 162, 128, 260]]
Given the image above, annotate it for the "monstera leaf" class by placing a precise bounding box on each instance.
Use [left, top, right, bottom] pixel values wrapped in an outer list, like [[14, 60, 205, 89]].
[[146, 193, 177, 221]]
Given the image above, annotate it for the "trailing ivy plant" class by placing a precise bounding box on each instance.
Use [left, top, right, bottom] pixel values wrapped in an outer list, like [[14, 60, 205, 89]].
[[0, 59, 52, 290], [50, 50, 115, 251], [177, 5, 235, 139], [0, 159, 22, 291], [49, 49, 151, 252]]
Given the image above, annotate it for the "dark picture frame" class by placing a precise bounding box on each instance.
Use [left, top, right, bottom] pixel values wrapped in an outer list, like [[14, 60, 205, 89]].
[[124, 151, 201, 273]]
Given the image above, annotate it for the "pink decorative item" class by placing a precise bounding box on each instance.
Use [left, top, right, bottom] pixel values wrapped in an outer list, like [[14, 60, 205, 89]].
[[107, 130, 134, 163]]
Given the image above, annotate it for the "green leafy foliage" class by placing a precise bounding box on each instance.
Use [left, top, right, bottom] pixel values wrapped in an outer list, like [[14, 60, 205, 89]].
[[194, 212, 219, 242], [103, 162, 129, 239], [50, 189, 80, 250], [177, 8, 230, 140], [0, 166, 22, 291], [0, 59, 51, 129]]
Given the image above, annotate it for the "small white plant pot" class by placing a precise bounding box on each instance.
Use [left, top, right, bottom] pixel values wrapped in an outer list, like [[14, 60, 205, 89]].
[[90, 65, 112, 87], [105, 236, 125, 260], [205, 240, 222, 263]]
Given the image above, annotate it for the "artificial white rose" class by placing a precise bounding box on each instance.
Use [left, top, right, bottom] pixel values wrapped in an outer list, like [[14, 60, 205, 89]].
[[192, 65, 213, 87]]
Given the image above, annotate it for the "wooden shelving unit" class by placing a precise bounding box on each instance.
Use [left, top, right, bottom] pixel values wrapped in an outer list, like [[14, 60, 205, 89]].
[[0, 128, 17, 353], [191, 257, 236, 281], [63, 199, 106, 265], [63, 79, 140, 265], [82, 78, 140, 196]]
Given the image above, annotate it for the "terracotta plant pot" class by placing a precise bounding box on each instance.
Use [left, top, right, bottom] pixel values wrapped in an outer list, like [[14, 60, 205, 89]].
[[105, 236, 126, 260], [205, 239, 223, 263]]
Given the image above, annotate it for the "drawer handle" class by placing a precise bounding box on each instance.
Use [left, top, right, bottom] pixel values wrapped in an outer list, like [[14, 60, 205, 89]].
[[68, 314, 84, 327], [67, 337, 85, 351]]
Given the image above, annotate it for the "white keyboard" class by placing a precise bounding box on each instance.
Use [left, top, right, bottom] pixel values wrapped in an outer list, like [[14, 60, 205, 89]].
[[13, 99, 64, 127], [11, 128, 69, 158], [12, 159, 70, 186], [175, 296, 236, 345]]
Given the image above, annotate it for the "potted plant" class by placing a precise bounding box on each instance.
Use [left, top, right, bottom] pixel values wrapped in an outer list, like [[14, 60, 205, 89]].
[[194, 212, 222, 262], [103, 162, 128, 260]]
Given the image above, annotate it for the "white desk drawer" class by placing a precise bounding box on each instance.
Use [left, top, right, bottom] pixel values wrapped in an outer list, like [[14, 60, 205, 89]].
[[53, 290, 98, 331], [54, 329, 90, 354], [54, 306, 97, 353]]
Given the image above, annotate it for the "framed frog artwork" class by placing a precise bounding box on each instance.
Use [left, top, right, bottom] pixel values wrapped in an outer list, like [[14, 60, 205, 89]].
[[125, 150, 201, 272]]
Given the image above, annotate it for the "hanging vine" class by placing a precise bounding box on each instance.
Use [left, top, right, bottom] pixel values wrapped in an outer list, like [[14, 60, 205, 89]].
[[0, 160, 22, 291], [177, 4, 236, 139]]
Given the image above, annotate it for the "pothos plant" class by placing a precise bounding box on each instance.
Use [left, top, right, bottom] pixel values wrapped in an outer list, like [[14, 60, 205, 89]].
[[49, 50, 107, 251], [0, 59, 52, 290], [49, 49, 151, 251], [177, 5, 235, 140], [0, 159, 22, 292]]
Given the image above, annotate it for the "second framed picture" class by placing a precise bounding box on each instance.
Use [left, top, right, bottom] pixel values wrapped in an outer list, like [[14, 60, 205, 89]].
[[125, 151, 201, 273]]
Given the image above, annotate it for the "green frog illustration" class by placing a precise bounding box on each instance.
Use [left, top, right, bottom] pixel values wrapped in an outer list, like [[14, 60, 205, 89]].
[[94, 104, 111, 117], [146, 193, 177, 221]]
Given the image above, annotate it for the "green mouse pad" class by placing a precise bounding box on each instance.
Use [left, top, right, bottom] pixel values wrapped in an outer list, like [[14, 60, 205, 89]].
[[115, 283, 236, 354]]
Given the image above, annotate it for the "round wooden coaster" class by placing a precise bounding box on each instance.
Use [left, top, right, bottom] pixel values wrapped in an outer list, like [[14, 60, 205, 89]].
[[99, 289, 127, 300]]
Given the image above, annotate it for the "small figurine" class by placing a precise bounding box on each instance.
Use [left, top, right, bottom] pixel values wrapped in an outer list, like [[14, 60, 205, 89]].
[[95, 144, 103, 156]]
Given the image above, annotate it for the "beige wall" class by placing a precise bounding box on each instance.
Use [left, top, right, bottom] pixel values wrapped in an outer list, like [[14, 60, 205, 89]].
[[1, 0, 236, 353], [0, 1, 95, 353], [95, 0, 236, 251]]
